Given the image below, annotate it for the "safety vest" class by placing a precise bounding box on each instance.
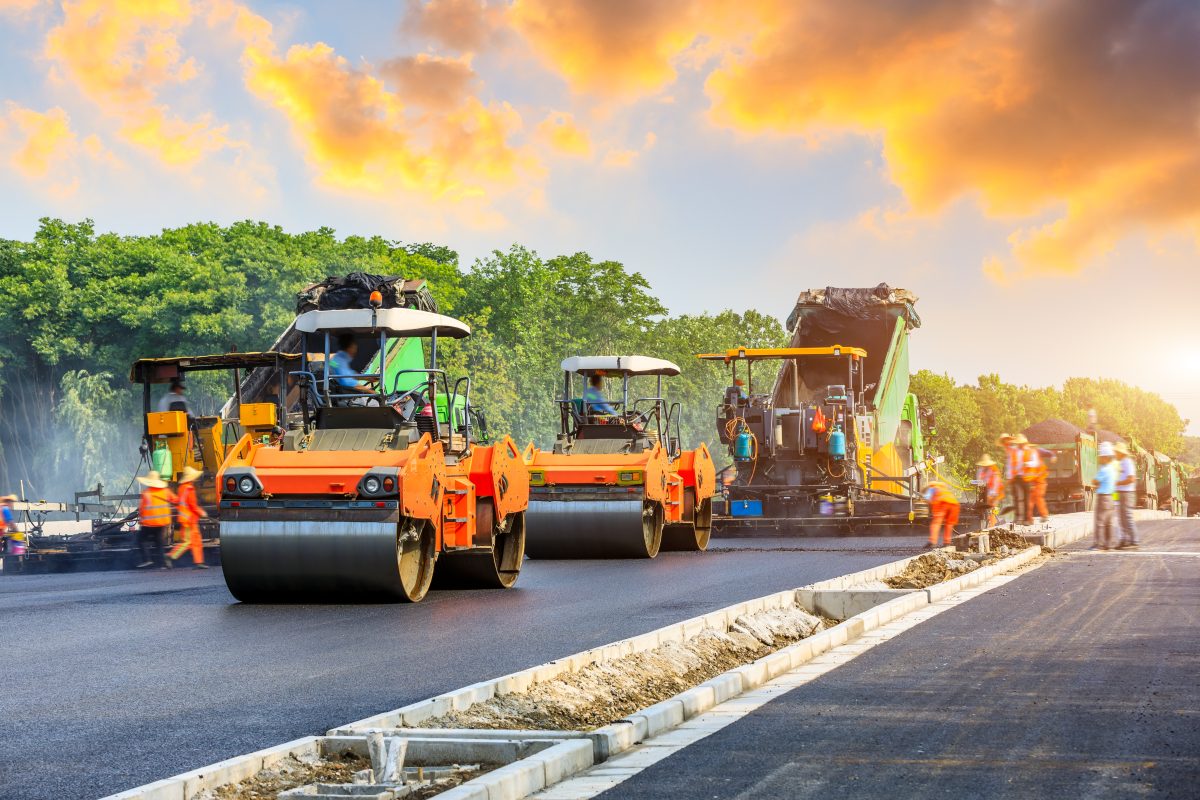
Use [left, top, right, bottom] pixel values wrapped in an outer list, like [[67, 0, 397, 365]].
[[139, 487, 175, 527], [1005, 446, 1024, 480], [177, 483, 202, 527], [1022, 448, 1047, 482], [926, 484, 959, 506], [977, 465, 1003, 498]]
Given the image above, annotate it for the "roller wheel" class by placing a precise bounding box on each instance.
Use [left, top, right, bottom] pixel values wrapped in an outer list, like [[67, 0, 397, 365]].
[[662, 490, 712, 552], [433, 505, 526, 589], [642, 501, 665, 558], [397, 518, 436, 603], [524, 497, 664, 559]]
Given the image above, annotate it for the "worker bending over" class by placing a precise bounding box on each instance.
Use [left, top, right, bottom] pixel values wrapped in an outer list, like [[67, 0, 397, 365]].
[[1113, 443, 1140, 550], [136, 471, 176, 569], [1091, 443, 1118, 550], [975, 455, 1003, 528], [924, 480, 959, 549], [168, 466, 208, 569]]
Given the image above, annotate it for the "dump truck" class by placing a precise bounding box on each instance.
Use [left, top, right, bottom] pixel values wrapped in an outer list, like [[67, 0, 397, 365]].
[[523, 356, 717, 558], [1022, 420, 1098, 512], [216, 300, 529, 602], [1128, 440, 1160, 510], [1152, 453, 1187, 516], [703, 285, 941, 533], [1188, 469, 1200, 517]]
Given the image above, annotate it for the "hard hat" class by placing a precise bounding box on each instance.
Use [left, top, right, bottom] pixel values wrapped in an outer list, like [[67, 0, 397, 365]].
[[1098, 442, 1115, 458], [1113, 442, 1130, 456], [976, 454, 996, 467], [996, 433, 1012, 445], [1011, 434, 1028, 445], [178, 466, 203, 484], [137, 471, 169, 489], [0, 494, 16, 503]]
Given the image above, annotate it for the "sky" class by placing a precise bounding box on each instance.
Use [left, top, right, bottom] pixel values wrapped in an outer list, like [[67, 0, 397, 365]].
[[0, 0, 1198, 432]]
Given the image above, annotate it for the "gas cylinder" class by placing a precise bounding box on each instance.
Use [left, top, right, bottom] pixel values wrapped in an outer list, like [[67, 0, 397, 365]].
[[151, 438, 173, 477], [828, 425, 846, 460], [734, 428, 754, 461]]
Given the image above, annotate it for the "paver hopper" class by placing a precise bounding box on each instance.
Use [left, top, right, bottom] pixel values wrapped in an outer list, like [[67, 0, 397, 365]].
[[523, 356, 717, 558], [216, 302, 529, 602]]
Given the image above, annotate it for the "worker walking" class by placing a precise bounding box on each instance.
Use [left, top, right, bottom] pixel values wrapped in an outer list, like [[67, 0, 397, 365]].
[[1022, 439, 1054, 524], [1114, 443, 1140, 549], [1000, 434, 1028, 524], [136, 471, 176, 569], [975, 455, 1003, 528], [168, 466, 208, 569], [1092, 442, 1118, 550], [1, 494, 24, 560], [923, 480, 960, 549]]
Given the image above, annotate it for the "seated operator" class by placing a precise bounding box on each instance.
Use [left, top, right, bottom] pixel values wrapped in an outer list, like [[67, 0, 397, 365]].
[[158, 378, 192, 415], [328, 334, 378, 402], [582, 373, 617, 416]]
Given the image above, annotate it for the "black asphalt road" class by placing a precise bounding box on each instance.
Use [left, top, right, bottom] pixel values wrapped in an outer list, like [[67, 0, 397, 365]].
[[0, 537, 918, 800], [602, 518, 1200, 799]]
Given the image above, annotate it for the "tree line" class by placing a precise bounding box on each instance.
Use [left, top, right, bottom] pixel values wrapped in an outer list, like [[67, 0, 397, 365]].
[[0, 218, 1191, 499]]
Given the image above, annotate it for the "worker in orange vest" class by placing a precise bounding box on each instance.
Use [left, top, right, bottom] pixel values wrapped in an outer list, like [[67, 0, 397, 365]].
[[1022, 440, 1055, 523], [168, 466, 208, 569], [923, 480, 960, 549], [1004, 434, 1030, 524], [137, 471, 177, 569], [975, 454, 1003, 527]]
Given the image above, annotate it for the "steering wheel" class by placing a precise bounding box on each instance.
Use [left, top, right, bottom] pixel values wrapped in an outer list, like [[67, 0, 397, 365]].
[[627, 409, 654, 429], [386, 385, 429, 421]]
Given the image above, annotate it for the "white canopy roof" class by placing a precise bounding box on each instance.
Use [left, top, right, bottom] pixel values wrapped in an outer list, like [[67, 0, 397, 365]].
[[294, 308, 470, 338], [560, 355, 681, 376]]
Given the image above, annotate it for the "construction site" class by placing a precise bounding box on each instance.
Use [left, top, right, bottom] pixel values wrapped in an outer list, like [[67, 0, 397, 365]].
[[0, 274, 1196, 800]]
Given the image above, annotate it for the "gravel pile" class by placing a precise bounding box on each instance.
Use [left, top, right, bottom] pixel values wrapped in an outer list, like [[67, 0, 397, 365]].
[[1096, 429, 1126, 444], [1023, 418, 1082, 443]]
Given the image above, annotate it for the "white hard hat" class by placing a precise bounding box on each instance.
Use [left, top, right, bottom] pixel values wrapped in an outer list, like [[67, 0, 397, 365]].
[[1098, 442, 1115, 457]]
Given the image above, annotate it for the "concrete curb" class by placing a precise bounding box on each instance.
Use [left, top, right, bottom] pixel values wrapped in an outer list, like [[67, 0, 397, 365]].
[[1011, 508, 1170, 549]]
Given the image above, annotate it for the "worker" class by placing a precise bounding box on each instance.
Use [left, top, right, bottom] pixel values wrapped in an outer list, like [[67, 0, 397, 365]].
[[734, 379, 748, 400], [168, 466, 208, 569], [923, 480, 960, 549], [1, 494, 23, 558], [583, 373, 617, 416], [157, 378, 191, 415], [1091, 442, 1118, 550], [136, 470, 176, 569], [328, 334, 378, 401], [1022, 439, 1054, 524], [975, 454, 1003, 527], [1113, 442, 1140, 549], [1000, 434, 1028, 524]]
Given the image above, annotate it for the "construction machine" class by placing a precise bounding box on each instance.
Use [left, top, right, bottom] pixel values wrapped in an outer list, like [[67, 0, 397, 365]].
[[703, 285, 941, 534], [523, 356, 717, 558], [216, 300, 529, 602]]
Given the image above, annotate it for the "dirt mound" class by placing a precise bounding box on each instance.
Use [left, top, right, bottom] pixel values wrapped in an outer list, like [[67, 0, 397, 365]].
[[1096, 429, 1125, 444], [200, 752, 367, 800], [884, 551, 998, 589], [420, 606, 825, 732], [1023, 418, 1082, 444], [987, 530, 1033, 551]]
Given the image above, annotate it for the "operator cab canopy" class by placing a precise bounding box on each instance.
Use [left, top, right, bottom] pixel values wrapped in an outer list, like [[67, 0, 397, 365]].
[[561, 355, 681, 376], [294, 308, 470, 338]]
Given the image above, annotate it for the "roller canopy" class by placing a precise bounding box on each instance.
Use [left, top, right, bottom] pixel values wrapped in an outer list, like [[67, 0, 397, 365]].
[[130, 351, 301, 383], [560, 355, 681, 376], [294, 308, 471, 338]]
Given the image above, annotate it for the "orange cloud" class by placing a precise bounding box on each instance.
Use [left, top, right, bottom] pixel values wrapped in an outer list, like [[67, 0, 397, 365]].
[[537, 112, 592, 158], [401, 0, 501, 52], [0, 0, 48, 13], [43, 0, 237, 167], [3, 104, 77, 178], [379, 53, 478, 111]]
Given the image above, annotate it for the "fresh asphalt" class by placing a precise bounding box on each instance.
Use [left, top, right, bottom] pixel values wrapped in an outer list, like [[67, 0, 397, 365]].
[[0, 536, 919, 800], [601, 519, 1200, 799]]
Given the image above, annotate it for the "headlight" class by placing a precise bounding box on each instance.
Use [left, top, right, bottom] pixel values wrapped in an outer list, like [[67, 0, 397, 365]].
[[364, 476, 382, 495], [238, 477, 255, 494]]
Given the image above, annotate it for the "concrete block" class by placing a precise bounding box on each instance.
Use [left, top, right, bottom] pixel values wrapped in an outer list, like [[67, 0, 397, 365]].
[[734, 660, 769, 691], [681, 617, 706, 640], [528, 739, 594, 786], [701, 609, 729, 632], [655, 625, 685, 647], [434, 784, 490, 800], [495, 671, 535, 697], [676, 685, 716, 718], [633, 698, 684, 737], [744, 597, 766, 615], [400, 696, 453, 727], [763, 650, 792, 680], [588, 720, 641, 762], [701, 672, 743, 704], [102, 779, 182, 800], [450, 682, 496, 711], [627, 633, 659, 655], [786, 639, 815, 669], [531, 662, 566, 685], [482, 758, 545, 800]]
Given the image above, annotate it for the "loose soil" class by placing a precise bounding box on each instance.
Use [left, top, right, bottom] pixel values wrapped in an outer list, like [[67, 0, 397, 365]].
[[987, 530, 1035, 551], [1023, 418, 1082, 443], [197, 752, 489, 800], [419, 606, 826, 731], [884, 551, 1001, 590]]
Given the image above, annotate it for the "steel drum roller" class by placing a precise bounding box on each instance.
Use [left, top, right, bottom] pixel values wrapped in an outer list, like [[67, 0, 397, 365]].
[[221, 519, 418, 602], [524, 499, 662, 559]]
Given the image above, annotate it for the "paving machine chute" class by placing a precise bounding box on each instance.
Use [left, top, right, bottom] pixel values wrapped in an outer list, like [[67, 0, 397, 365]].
[[523, 356, 717, 558], [704, 285, 940, 534], [217, 302, 529, 602]]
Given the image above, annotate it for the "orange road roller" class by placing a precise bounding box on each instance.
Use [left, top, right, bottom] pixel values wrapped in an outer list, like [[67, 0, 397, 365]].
[[523, 356, 717, 558], [216, 301, 528, 602]]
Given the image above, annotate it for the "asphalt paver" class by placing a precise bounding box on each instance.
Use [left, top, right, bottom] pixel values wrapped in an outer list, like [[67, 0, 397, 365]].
[[600, 518, 1200, 799], [0, 538, 914, 799]]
